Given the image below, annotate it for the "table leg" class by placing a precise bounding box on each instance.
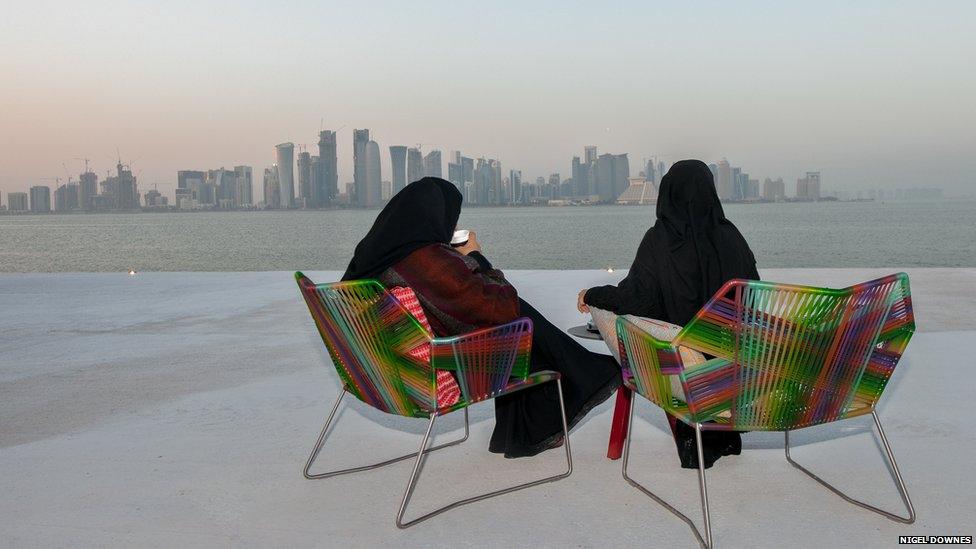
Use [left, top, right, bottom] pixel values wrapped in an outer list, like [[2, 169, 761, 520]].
[[607, 386, 632, 460]]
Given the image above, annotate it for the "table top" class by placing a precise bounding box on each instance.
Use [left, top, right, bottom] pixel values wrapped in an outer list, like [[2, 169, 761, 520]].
[[567, 325, 603, 340]]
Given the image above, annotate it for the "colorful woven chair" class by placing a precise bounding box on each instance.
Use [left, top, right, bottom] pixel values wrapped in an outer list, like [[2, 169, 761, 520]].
[[294, 272, 572, 528], [616, 273, 916, 548]]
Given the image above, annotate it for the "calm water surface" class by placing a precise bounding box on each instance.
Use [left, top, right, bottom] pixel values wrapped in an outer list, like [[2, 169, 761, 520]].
[[1, 200, 973, 272]]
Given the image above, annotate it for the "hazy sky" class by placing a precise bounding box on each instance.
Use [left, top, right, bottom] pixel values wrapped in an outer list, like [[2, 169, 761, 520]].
[[1, 1, 973, 196]]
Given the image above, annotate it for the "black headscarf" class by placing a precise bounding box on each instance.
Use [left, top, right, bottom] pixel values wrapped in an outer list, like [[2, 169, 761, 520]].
[[651, 159, 759, 324], [584, 159, 759, 325], [342, 177, 462, 281]]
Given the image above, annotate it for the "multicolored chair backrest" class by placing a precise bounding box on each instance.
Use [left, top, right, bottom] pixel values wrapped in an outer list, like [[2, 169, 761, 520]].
[[429, 320, 533, 407], [670, 273, 913, 431], [296, 273, 433, 418]]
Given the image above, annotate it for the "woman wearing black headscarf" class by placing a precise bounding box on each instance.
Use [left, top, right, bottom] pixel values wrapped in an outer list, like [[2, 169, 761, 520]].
[[344, 177, 621, 458], [578, 160, 760, 468]]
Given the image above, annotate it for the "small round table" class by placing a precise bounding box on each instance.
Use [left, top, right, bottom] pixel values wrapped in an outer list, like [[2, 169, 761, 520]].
[[566, 325, 602, 340]]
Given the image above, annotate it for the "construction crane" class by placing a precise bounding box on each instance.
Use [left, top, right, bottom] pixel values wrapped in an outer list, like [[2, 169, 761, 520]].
[[74, 157, 92, 175]]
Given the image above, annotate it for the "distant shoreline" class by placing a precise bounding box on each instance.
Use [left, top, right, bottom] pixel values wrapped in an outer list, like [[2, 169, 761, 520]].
[[13, 196, 968, 216]]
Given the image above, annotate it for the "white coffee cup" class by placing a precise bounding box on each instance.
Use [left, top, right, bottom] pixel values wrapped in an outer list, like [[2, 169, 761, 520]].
[[451, 229, 470, 246]]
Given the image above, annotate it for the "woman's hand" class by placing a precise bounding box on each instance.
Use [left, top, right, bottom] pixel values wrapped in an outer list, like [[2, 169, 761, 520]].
[[577, 289, 590, 313], [455, 230, 482, 256]]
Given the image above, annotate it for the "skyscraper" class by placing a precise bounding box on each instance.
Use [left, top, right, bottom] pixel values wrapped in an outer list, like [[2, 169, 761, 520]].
[[30, 186, 51, 213], [612, 154, 630, 200], [318, 130, 338, 205], [364, 140, 382, 207], [762, 177, 786, 201], [795, 171, 821, 200], [114, 162, 139, 210], [297, 151, 315, 208], [644, 159, 656, 184], [716, 159, 732, 200], [407, 147, 423, 184], [389, 145, 407, 195], [806, 171, 821, 199], [731, 166, 742, 200], [79, 170, 98, 210], [352, 129, 370, 206], [8, 192, 28, 212], [178, 170, 205, 191], [209, 168, 236, 208], [263, 166, 280, 209], [54, 183, 79, 212], [509, 170, 522, 204], [234, 166, 253, 208], [584, 145, 597, 164], [595, 154, 615, 201], [275, 143, 295, 208], [548, 173, 561, 199], [423, 150, 442, 178]]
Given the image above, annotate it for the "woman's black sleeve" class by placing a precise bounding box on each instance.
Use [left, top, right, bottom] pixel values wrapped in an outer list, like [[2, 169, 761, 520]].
[[583, 233, 664, 318], [467, 250, 493, 272]]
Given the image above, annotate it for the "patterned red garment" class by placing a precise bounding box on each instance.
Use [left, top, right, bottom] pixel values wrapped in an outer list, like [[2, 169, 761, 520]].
[[379, 243, 520, 337], [390, 286, 461, 407]]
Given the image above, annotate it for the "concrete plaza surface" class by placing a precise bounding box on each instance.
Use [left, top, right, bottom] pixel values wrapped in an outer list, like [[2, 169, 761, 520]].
[[1, 268, 973, 548]]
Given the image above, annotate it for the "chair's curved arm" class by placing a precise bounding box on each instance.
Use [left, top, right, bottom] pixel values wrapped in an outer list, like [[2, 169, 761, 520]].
[[616, 316, 686, 415], [678, 357, 736, 424], [617, 315, 737, 424], [430, 318, 533, 404]]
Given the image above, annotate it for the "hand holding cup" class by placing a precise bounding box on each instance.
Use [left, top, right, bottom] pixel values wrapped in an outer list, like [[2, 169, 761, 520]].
[[454, 230, 481, 255]]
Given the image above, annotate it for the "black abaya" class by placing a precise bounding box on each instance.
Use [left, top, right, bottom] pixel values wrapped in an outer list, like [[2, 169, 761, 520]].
[[489, 298, 621, 458]]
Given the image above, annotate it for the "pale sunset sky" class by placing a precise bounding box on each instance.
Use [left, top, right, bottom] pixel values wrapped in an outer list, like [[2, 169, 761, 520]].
[[1, 0, 973, 195]]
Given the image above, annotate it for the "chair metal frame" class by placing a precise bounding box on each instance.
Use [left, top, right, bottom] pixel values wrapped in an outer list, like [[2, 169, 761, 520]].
[[295, 273, 573, 528], [616, 273, 917, 548]]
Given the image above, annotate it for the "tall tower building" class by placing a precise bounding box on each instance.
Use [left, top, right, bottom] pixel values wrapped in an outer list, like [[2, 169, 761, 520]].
[[8, 192, 29, 212], [115, 162, 139, 210], [275, 143, 295, 208], [78, 170, 98, 210], [263, 166, 280, 209], [55, 183, 79, 212], [364, 140, 382, 207], [423, 150, 442, 178], [406, 147, 423, 184], [716, 158, 732, 200], [612, 154, 630, 200], [209, 168, 236, 208], [510, 170, 522, 204], [806, 171, 821, 199], [352, 129, 370, 205], [30, 186, 51, 213], [389, 145, 407, 195], [234, 166, 253, 208], [297, 151, 315, 208], [584, 146, 598, 165], [317, 130, 338, 205]]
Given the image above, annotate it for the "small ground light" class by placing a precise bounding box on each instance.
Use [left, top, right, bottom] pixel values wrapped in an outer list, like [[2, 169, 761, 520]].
[[606, 265, 614, 273], [128, 269, 137, 276]]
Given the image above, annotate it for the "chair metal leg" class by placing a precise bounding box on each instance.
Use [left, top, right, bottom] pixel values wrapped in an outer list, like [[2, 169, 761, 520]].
[[785, 410, 916, 524], [303, 388, 470, 480], [622, 396, 713, 548], [396, 377, 573, 529]]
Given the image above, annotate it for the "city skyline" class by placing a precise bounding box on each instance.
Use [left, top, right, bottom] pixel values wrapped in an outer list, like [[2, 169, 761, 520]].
[[1, 2, 973, 196], [0, 133, 948, 213]]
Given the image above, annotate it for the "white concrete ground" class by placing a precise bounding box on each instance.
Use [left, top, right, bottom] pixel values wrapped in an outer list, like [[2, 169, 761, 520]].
[[1, 269, 973, 548]]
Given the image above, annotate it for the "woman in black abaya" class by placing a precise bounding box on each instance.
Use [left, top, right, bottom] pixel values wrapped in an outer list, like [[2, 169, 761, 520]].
[[343, 177, 621, 458], [578, 160, 760, 468]]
